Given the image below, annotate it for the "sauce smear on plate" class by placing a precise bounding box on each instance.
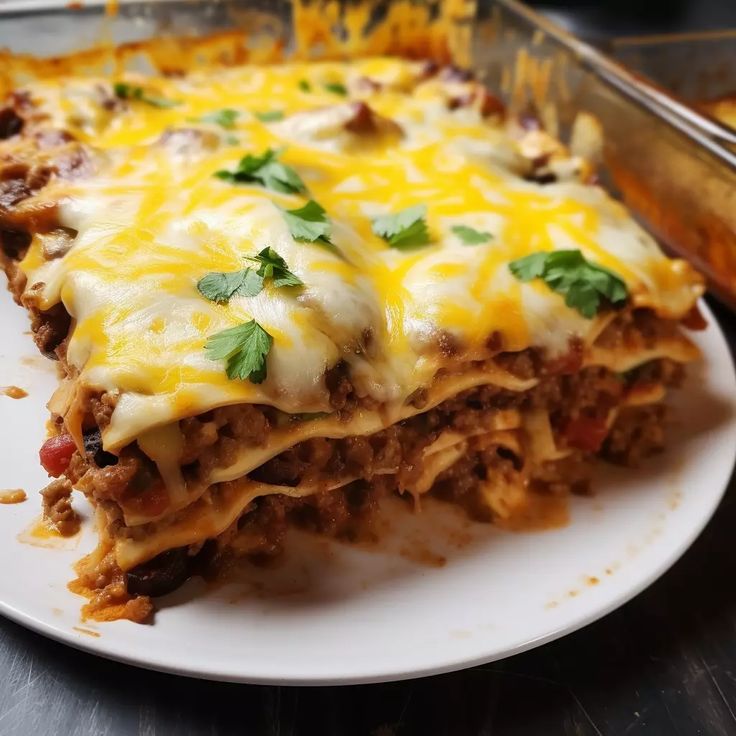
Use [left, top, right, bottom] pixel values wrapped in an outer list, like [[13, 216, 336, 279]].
[[0, 489, 26, 504]]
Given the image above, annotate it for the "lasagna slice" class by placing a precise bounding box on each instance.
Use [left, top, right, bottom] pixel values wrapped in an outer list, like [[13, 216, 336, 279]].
[[0, 57, 704, 622]]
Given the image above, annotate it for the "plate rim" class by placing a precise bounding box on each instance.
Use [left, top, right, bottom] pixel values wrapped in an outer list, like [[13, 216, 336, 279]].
[[1, 300, 734, 686]]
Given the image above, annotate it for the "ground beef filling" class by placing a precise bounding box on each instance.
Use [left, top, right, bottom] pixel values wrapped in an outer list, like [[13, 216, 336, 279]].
[[75, 388, 671, 615], [0, 230, 74, 359], [64, 357, 682, 518], [29, 305, 688, 610], [70, 310, 685, 497], [71, 544, 154, 623], [0, 118, 92, 359], [56, 355, 684, 611], [40, 477, 80, 536], [602, 405, 667, 464], [232, 388, 672, 554]]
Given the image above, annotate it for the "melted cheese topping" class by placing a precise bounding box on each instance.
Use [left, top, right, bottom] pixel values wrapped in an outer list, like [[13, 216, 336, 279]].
[[17, 58, 703, 449]]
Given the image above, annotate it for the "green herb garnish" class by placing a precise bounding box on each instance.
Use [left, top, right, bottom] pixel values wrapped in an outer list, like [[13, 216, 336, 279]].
[[192, 109, 239, 129], [298, 79, 312, 92], [246, 247, 304, 288], [197, 267, 264, 303], [372, 204, 430, 250], [508, 250, 628, 318], [215, 148, 306, 194], [324, 82, 348, 96], [197, 247, 302, 302], [113, 82, 180, 109], [281, 200, 332, 244], [451, 224, 492, 245], [204, 320, 273, 383], [254, 110, 285, 122]]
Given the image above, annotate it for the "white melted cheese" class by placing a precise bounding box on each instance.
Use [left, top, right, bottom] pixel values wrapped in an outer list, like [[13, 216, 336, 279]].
[[18, 58, 704, 450]]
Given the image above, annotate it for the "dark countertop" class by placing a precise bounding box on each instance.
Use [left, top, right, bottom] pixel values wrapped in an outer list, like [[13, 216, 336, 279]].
[[3, 4, 736, 735]]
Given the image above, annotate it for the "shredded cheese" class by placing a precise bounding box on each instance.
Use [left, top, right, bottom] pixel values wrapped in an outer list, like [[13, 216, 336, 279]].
[[15, 58, 703, 455]]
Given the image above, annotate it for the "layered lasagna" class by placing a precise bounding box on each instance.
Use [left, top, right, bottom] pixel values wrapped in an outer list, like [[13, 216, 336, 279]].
[[0, 56, 705, 621]]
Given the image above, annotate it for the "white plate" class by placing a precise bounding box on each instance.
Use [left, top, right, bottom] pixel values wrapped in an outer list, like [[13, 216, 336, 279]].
[[0, 294, 734, 686]]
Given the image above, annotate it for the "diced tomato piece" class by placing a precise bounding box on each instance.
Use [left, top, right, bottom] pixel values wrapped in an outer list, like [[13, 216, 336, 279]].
[[564, 415, 609, 453], [39, 434, 76, 477], [122, 482, 170, 518], [681, 304, 708, 331], [479, 89, 505, 118], [545, 340, 584, 376]]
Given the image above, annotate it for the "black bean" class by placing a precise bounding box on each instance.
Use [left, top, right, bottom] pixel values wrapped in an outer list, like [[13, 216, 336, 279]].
[[82, 428, 117, 468], [126, 548, 191, 597], [0, 107, 23, 139]]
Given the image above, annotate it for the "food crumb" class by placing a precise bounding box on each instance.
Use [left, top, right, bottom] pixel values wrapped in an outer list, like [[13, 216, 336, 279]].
[[0, 489, 26, 504], [20, 355, 44, 367], [398, 543, 446, 568], [586, 576, 600, 586], [0, 385, 27, 399], [72, 626, 101, 638]]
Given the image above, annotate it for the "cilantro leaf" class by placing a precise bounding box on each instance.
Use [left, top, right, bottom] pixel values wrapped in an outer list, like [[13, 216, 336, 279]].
[[508, 250, 628, 319], [204, 320, 273, 383], [215, 148, 306, 194], [197, 268, 263, 302], [451, 224, 493, 245], [298, 79, 312, 92], [508, 252, 548, 281], [372, 204, 430, 250], [113, 82, 180, 109], [239, 268, 268, 296], [246, 246, 304, 288], [197, 247, 302, 302], [254, 110, 284, 122], [193, 109, 239, 129], [564, 282, 600, 319], [281, 200, 332, 244], [324, 82, 348, 96], [113, 82, 139, 101]]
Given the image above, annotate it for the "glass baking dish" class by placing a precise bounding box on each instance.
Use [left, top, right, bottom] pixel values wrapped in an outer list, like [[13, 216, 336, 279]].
[[2, 0, 736, 308], [611, 30, 736, 109]]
